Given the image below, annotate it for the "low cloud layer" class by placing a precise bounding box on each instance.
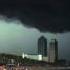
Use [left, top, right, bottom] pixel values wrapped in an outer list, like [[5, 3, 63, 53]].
[[0, 0, 70, 33]]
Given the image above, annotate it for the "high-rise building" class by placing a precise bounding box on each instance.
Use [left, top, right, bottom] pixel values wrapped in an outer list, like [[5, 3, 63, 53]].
[[38, 36, 47, 56], [48, 39, 58, 63]]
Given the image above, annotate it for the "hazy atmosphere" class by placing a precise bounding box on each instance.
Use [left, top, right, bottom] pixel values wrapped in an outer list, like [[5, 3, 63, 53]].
[[0, 17, 70, 61], [0, 1, 70, 69]]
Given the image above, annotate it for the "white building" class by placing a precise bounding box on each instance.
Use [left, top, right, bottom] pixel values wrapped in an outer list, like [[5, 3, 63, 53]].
[[22, 38, 58, 63], [48, 39, 58, 63], [22, 53, 48, 62], [22, 53, 43, 61]]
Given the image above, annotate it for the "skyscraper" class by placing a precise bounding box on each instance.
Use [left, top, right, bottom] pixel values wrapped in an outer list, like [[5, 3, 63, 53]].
[[48, 39, 58, 63], [38, 36, 47, 56]]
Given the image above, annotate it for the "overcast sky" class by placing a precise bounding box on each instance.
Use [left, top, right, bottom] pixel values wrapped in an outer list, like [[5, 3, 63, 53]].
[[0, 18, 70, 60]]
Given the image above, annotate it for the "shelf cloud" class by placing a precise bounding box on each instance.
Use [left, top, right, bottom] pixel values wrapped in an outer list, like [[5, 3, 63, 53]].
[[0, 0, 70, 33]]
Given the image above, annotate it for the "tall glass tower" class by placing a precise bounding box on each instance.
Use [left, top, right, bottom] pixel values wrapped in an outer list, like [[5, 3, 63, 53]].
[[38, 36, 47, 56]]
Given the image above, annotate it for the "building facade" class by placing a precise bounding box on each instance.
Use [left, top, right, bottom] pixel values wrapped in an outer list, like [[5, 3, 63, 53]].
[[38, 36, 47, 56], [48, 39, 58, 63]]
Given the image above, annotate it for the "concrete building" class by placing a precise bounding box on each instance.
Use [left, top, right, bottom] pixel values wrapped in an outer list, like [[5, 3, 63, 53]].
[[22, 38, 58, 63], [22, 53, 42, 61], [48, 39, 58, 63], [22, 53, 48, 62], [38, 36, 47, 56]]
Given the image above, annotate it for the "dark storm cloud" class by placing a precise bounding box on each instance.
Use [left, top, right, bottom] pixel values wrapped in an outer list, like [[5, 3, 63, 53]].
[[0, 0, 70, 33]]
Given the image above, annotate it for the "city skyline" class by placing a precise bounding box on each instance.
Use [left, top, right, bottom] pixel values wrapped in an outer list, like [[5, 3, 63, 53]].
[[0, 21, 70, 61], [0, 1, 70, 69]]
